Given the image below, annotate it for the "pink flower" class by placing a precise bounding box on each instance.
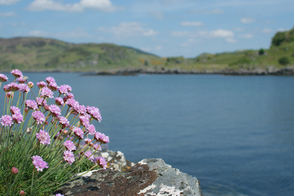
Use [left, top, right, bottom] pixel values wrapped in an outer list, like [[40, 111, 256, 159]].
[[48, 82, 58, 91], [28, 81, 34, 88], [31, 155, 49, 171], [48, 104, 61, 117], [63, 140, 76, 151], [12, 113, 23, 124], [58, 85, 72, 94], [3, 82, 20, 92], [6, 92, 13, 99], [16, 77, 26, 83], [1, 115, 13, 127], [41, 87, 54, 98], [72, 127, 84, 139], [32, 111, 45, 124], [56, 194, 64, 196], [19, 190, 26, 195], [45, 76, 55, 84], [10, 106, 21, 114], [94, 132, 109, 144], [93, 143, 102, 151], [36, 97, 46, 106], [84, 138, 92, 144], [11, 69, 23, 78], [25, 100, 38, 110], [63, 150, 75, 165], [96, 156, 107, 170], [84, 150, 92, 158], [86, 106, 102, 122], [63, 93, 74, 102], [86, 124, 96, 135], [55, 97, 64, 106], [19, 84, 30, 93], [59, 116, 70, 127], [75, 104, 86, 115], [36, 130, 51, 145], [66, 98, 79, 108], [37, 81, 46, 88], [0, 74, 8, 82], [79, 114, 90, 127], [11, 167, 18, 174]]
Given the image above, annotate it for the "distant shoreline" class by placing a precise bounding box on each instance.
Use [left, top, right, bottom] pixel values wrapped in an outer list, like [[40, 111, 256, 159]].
[[1, 67, 293, 76]]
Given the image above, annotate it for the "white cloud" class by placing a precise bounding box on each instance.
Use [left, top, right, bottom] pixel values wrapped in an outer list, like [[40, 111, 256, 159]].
[[140, 47, 151, 51], [190, 9, 224, 14], [262, 28, 272, 33], [233, 27, 244, 32], [181, 21, 203, 27], [239, 33, 253, 38], [0, 0, 20, 5], [28, 30, 49, 37], [277, 28, 287, 32], [155, 46, 162, 50], [210, 29, 234, 38], [28, 28, 90, 38], [98, 22, 158, 37], [181, 42, 188, 47], [149, 11, 163, 20], [241, 18, 254, 23], [226, 38, 237, 43], [27, 0, 119, 12], [171, 31, 188, 36], [0, 12, 16, 17]]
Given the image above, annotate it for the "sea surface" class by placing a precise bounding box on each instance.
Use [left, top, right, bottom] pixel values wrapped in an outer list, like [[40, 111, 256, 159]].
[[1, 73, 294, 196]]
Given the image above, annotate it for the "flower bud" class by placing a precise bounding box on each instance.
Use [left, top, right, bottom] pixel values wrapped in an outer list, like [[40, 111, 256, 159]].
[[28, 82, 34, 88], [19, 190, 25, 195], [11, 167, 18, 174]]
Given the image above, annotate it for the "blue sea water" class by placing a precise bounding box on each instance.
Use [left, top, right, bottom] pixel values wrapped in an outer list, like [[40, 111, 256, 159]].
[[1, 73, 294, 196]]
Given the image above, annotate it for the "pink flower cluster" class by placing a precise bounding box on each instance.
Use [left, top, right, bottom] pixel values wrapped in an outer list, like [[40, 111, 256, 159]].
[[36, 130, 51, 145], [31, 155, 49, 172]]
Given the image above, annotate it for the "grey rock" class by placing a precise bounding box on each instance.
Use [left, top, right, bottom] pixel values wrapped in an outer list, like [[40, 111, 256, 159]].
[[138, 158, 202, 196]]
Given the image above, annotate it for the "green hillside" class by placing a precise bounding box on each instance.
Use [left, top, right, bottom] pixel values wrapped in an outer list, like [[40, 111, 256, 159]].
[[0, 28, 293, 73]]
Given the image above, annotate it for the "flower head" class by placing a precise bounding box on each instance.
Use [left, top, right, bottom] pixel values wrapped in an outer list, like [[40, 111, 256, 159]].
[[72, 127, 84, 139], [3, 82, 19, 92], [28, 81, 34, 88], [87, 106, 102, 122], [59, 116, 70, 127], [86, 124, 96, 135], [6, 92, 13, 99], [25, 100, 38, 110], [31, 155, 49, 171], [11, 69, 23, 78], [63, 150, 75, 165], [19, 84, 30, 93], [55, 194, 64, 196], [41, 87, 54, 98], [58, 85, 72, 94], [19, 190, 26, 195], [63, 140, 76, 151], [36, 130, 51, 145], [48, 82, 58, 91], [79, 114, 90, 127], [48, 104, 61, 117], [16, 77, 26, 83], [12, 113, 23, 124], [37, 81, 46, 88], [96, 156, 107, 170], [94, 132, 109, 144], [0, 74, 8, 82], [55, 97, 64, 106], [11, 167, 18, 174], [10, 106, 21, 114], [45, 76, 55, 84], [1, 115, 13, 127], [36, 97, 46, 106], [93, 143, 102, 151], [32, 111, 45, 124], [66, 98, 79, 108]]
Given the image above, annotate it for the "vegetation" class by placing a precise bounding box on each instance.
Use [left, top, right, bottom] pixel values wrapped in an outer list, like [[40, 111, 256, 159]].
[[0, 28, 293, 72]]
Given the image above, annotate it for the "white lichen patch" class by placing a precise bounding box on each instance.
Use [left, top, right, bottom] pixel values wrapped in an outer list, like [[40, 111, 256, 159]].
[[138, 184, 183, 196]]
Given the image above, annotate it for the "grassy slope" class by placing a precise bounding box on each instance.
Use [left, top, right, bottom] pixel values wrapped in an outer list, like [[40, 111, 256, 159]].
[[0, 28, 293, 72]]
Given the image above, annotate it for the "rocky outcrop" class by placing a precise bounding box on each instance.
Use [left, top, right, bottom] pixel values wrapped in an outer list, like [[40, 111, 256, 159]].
[[54, 151, 202, 196]]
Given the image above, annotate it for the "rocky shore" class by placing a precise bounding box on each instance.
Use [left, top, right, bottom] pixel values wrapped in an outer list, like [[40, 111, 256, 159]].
[[81, 66, 294, 76], [53, 150, 202, 196]]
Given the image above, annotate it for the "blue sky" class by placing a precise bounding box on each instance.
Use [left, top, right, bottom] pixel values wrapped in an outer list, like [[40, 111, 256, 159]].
[[0, 0, 294, 58]]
